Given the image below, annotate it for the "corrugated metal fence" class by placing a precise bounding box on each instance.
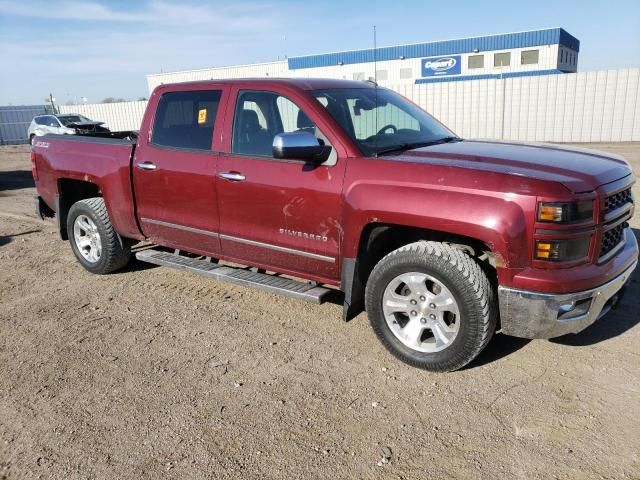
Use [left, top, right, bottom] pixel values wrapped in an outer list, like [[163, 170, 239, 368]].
[[60, 68, 640, 142], [395, 68, 640, 142], [0, 105, 54, 145]]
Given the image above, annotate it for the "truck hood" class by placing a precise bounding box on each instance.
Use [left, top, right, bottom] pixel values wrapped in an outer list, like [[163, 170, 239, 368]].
[[394, 139, 632, 193]]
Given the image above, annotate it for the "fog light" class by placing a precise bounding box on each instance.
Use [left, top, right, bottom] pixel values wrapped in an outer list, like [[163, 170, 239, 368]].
[[557, 297, 592, 320], [558, 301, 576, 314]]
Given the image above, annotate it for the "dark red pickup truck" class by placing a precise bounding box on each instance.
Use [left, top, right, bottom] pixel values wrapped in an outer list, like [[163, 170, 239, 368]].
[[32, 78, 637, 371]]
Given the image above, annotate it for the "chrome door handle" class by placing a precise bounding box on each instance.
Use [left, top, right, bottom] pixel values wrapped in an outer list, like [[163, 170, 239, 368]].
[[136, 162, 157, 171], [218, 172, 245, 182]]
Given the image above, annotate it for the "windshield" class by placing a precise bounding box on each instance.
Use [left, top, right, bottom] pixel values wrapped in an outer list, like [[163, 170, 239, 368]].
[[311, 88, 455, 156], [58, 115, 93, 126]]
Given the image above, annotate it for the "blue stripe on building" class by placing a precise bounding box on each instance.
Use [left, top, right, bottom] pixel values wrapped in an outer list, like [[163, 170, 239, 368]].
[[287, 28, 579, 70], [414, 69, 565, 84]]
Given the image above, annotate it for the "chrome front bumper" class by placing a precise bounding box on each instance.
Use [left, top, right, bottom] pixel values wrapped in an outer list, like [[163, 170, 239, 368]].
[[498, 260, 637, 339]]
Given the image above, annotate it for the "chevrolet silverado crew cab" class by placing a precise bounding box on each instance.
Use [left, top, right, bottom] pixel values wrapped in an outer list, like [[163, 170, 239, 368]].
[[31, 78, 638, 372]]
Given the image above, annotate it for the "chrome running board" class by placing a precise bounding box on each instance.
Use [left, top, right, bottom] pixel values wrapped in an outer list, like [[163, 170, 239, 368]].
[[135, 249, 331, 304]]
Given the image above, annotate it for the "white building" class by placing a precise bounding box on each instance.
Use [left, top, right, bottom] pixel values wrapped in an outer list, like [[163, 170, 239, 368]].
[[146, 28, 580, 92]]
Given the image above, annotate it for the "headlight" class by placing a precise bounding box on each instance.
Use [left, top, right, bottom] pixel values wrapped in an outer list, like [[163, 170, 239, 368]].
[[535, 237, 590, 261], [537, 201, 593, 224]]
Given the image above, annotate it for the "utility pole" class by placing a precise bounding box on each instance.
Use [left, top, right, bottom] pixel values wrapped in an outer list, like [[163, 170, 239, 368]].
[[49, 93, 58, 114]]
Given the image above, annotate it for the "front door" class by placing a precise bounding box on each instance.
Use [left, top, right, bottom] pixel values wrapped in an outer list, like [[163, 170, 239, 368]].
[[133, 87, 228, 255], [216, 87, 346, 282]]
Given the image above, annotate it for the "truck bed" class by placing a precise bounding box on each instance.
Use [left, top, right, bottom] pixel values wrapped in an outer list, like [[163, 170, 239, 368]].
[[76, 130, 138, 142], [32, 133, 141, 239], [36, 131, 138, 145]]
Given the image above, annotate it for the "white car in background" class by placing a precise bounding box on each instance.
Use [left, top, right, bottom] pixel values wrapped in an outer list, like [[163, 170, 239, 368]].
[[28, 114, 109, 145]]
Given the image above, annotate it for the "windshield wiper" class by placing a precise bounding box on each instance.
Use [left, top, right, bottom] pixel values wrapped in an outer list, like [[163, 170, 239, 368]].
[[375, 136, 462, 156]]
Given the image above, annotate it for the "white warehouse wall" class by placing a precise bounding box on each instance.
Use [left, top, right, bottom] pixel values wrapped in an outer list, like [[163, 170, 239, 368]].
[[146, 61, 289, 93], [59, 101, 147, 131], [286, 45, 564, 85], [63, 68, 640, 142], [146, 46, 572, 91]]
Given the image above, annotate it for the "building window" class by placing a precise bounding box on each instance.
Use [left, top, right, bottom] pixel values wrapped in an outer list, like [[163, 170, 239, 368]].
[[399, 67, 413, 79], [468, 54, 484, 69], [521, 49, 539, 65], [375, 69, 388, 81], [494, 52, 511, 67], [353, 72, 365, 81]]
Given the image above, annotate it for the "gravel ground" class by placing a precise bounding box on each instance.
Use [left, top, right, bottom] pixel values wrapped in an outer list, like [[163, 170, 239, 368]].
[[1, 143, 639, 480]]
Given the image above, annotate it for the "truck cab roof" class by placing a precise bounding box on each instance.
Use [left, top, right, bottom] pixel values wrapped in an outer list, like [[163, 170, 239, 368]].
[[153, 77, 376, 92]]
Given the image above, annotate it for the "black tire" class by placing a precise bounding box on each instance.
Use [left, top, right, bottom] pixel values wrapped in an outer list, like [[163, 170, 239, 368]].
[[66, 197, 131, 274], [365, 241, 496, 372], [29, 135, 35, 146]]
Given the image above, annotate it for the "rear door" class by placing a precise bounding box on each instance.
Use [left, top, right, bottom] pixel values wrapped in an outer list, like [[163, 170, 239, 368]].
[[133, 86, 229, 255], [216, 86, 347, 282]]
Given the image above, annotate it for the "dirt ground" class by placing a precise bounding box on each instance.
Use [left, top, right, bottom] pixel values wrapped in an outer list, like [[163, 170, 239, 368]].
[[1, 143, 639, 480]]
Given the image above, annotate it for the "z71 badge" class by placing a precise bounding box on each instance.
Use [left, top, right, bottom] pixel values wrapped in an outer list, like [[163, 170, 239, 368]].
[[279, 228, 328, 242]]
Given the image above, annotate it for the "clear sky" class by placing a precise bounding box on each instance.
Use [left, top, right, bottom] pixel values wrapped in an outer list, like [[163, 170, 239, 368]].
[[0, 0, 639, 105]]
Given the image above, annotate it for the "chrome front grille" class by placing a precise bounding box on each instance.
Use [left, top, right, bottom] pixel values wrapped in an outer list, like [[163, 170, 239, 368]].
[[600, 222, 628, 259]]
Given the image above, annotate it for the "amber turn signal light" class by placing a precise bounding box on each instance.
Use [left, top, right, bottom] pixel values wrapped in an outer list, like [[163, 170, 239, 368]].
[[538, 205, 563, 222], [535, 241, 556, 259], [535, 237, 590, 262], [537, 201, 594, 224]]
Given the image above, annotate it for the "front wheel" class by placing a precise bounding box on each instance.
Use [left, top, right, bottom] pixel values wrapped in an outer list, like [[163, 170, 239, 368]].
[[365, 241, 497, 372], [67, 197, 131, 274]]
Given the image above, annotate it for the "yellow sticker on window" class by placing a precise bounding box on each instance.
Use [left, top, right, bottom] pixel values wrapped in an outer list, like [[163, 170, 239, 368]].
[[198, 108, 207, 124]]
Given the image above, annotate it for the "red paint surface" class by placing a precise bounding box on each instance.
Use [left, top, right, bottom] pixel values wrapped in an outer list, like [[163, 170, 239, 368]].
[[33, 78, 638, 293]]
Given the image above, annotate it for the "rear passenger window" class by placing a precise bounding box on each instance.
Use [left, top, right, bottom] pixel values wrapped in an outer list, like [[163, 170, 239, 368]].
[[152, 90, 221, 150]]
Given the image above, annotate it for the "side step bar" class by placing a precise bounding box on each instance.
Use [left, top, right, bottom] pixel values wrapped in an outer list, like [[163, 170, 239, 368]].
[[135, 249, 332, 304]]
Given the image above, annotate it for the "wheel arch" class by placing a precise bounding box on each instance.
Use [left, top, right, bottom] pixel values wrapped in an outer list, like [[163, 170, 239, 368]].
[[341, 222, 501, 322], [56, 178, 101, 240]]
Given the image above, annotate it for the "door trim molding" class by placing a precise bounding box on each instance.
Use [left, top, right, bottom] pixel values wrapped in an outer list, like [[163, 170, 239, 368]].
[[140, 217, 336, 263], [219, 233, 335, 263], [141, 217, 219, 238]]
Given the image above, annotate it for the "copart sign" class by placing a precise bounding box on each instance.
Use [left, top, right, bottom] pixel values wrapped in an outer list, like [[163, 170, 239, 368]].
[[421, 55, 461, 77]]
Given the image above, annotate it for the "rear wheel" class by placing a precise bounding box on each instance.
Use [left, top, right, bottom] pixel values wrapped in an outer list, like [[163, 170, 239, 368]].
[[365, 241, 496, 372], [67, 197, 131, 274], [29, 135, 35, 146]]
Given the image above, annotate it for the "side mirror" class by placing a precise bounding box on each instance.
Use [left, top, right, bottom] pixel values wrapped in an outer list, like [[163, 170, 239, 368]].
[[272, 131, 331, 163]]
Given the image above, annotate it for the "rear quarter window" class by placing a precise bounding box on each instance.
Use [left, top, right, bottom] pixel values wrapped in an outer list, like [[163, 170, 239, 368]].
[[151, 90, 222, 150]]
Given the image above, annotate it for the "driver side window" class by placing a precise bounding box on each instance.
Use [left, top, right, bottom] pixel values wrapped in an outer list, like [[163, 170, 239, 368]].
[[232, 90, 335, 164]]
